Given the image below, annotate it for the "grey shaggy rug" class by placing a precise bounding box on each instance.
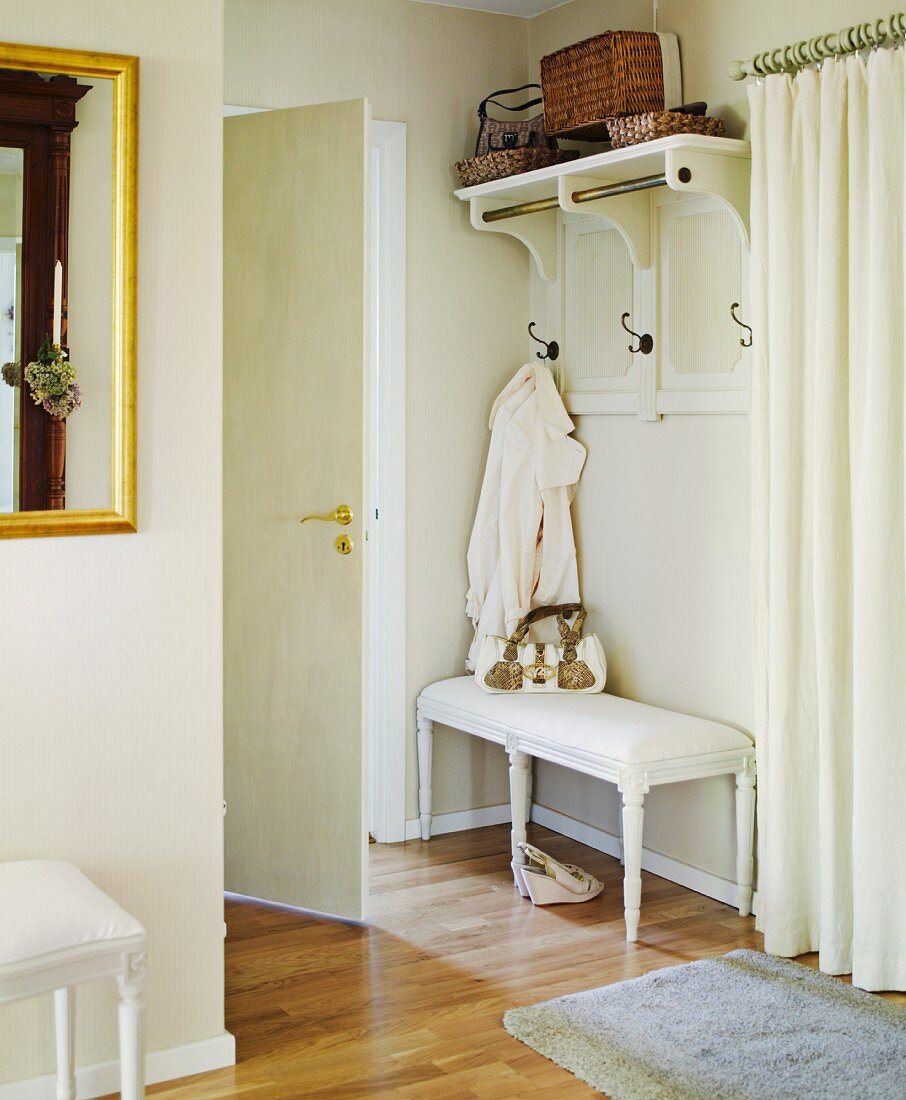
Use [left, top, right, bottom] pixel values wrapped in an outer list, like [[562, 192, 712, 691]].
[[503, 949, 906, 1099]]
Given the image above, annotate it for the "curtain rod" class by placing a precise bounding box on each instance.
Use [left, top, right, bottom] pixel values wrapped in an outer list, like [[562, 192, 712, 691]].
[[481, 173, 668, 224], [728, 12, 906, 80]]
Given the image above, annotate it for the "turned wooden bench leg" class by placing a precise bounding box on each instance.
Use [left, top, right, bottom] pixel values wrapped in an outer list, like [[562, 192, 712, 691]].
[[735, 758, 756, 917], [620, 775, 647, 942], [117, 951, 147, 1100], [54, 987, 76, 1100], [508, 749, 531, 867], [416, 710, 434, 841]]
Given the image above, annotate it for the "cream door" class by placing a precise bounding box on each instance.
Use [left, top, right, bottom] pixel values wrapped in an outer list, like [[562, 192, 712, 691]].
[[224, 101, 369, 920]]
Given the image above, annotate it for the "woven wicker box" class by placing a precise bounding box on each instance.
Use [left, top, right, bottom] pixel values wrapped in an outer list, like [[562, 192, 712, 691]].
[[541, 31, 666, 142]]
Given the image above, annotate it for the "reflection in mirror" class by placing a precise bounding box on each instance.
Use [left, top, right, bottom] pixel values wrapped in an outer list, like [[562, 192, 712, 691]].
[[0, 68, 114, 516], [0, 147, 22, 513]]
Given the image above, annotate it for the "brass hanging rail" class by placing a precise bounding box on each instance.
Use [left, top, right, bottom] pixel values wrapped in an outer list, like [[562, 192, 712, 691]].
[[728, 12, 906, 80], [481, 172, 668, 223]]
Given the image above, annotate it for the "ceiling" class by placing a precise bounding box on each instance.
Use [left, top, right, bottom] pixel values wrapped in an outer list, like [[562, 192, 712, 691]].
[[412, 0, 573, 17]]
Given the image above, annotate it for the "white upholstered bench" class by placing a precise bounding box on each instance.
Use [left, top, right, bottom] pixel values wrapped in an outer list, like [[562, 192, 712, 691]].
[[0, 861, 147, 1100], [416, 677, 756, 941]]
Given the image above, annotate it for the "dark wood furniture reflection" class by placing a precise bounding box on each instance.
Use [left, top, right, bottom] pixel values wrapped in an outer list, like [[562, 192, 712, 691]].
[[0, 69, 89, 510]]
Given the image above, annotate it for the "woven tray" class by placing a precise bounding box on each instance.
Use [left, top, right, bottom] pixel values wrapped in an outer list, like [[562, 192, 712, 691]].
[[456, 147, 579, 188], [606, 111, 725, 148], [541, 31, 666, 142]]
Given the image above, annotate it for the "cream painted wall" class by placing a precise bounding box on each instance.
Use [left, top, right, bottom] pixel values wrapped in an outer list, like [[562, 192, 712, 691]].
[[531, 412, 752, 878], [657, 0, 895, 137], [0, 0, 225, 1089], [529, 0, 653, 67], [224, 0, 532, 822]]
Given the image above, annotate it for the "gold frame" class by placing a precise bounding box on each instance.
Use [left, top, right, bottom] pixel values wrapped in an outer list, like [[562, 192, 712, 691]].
[[0, 41, 138, 538]]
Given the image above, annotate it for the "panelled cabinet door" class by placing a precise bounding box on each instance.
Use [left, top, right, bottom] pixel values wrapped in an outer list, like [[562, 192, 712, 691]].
[[656, 194, 750, 414], [562, 217, 645, 415]]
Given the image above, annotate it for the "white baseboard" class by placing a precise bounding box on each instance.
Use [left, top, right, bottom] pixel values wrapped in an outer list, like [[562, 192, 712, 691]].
[[406, 802, 739, 908], [530, 804, 739, 908], [405, 802, 511, 840], [0, 1031, 236, 1100]]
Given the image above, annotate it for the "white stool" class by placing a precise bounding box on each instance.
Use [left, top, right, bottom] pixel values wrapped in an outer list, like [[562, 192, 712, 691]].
[[0, 861, 147, 1100]]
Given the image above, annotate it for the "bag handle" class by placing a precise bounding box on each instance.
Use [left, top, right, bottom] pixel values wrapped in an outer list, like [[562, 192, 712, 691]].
[[509, 603, 582, 644], [478, 83, 543, 119], [558, 608, 587, 639]]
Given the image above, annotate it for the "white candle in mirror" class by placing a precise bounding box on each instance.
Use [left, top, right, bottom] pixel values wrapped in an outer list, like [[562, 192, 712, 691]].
[[52, 260, 62, 347]]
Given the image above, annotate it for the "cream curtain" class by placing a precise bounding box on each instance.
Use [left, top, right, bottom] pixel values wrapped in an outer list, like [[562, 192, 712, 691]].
[[750, 50, 906, 991]]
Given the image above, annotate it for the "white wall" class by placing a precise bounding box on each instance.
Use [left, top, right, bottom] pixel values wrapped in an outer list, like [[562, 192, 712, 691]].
[[528, 0, 653, 70], [657, 0, 897, 138], [0, 0, 225, 1089], [224, 0, 532, 823], [532, 412, 752, 879]]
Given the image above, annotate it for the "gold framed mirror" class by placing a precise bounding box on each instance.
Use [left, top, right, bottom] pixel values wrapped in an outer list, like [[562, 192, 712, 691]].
[[0, 41, 137, 538]]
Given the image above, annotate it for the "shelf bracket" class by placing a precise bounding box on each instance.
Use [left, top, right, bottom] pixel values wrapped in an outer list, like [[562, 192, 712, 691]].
[[558, 174, 652, 268], [470, 195, 559, 282], [666, 148, 751, 248]]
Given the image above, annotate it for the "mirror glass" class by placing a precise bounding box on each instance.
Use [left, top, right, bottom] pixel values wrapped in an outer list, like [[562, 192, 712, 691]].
[[0, 147, 22, 513], [0, 70, 113, 515]]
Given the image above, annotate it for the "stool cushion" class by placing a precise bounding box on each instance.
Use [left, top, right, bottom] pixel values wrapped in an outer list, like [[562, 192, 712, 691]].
[[0, 861, 145, 967], [420, 677, 752, 764]]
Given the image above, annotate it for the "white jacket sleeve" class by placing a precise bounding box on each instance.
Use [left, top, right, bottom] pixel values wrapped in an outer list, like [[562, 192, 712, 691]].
[[465, 366, 534, 625], [535, 437, 586, 607], [496, 417, 542, 635]]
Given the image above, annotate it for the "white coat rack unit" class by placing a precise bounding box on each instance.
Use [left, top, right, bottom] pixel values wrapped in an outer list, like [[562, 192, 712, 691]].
[[455, 135, 753, 417]]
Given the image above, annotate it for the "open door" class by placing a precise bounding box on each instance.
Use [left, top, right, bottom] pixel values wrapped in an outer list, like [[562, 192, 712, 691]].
[[224, 100, 369, 920]]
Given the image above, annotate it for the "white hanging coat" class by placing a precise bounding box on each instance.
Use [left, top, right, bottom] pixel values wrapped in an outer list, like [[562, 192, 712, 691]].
[[466, 364, 586, 669]]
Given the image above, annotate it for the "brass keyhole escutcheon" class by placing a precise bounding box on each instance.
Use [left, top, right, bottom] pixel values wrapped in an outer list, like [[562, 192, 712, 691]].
[[335, 534, 353, 555]]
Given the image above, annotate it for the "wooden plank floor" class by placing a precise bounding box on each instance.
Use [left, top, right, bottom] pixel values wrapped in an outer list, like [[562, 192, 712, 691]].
[[138, 825, 898, 1098]]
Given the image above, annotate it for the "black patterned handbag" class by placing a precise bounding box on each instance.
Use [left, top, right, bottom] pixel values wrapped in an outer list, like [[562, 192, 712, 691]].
[[474, 83, 556, 155], [456, 83, 579, 187]]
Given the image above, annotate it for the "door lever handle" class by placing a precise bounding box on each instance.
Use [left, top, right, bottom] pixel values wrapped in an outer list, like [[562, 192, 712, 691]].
[[300, 504, 353, 526]]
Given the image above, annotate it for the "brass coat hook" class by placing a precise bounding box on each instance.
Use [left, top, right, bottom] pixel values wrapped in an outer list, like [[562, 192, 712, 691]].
[[620, 312, 653, 355], [528, 322, 559, 361], [730, 302, 753, 347]]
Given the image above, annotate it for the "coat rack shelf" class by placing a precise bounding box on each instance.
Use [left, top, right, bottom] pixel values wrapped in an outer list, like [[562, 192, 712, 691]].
[[455, 135, 751, 281]]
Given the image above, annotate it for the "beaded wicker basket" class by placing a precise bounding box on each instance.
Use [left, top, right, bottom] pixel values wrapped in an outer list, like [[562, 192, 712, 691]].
[[456, 146, 579, 188], [606, 110, 725, 148]]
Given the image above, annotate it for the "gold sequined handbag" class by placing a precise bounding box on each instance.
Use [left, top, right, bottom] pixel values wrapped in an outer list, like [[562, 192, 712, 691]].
[[475, 603, 606, 694]]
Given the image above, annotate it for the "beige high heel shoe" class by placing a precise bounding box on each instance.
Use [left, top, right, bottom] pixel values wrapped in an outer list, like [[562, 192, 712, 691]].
[[512, 856, 587, 898], [515, 842, 604, 906]]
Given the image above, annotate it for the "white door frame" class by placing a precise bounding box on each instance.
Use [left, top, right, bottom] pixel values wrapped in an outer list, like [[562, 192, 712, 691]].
[[367, 121, 407, 843], [224, 106, 408, 847]]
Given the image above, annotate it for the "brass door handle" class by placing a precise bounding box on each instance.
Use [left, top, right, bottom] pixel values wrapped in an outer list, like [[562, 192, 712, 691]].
[[300, 503, 353, 526]]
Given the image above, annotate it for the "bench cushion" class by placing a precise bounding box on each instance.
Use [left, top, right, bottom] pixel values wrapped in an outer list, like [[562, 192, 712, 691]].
[[0, 861, 145, 967], [420, 677, 751, 764]]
